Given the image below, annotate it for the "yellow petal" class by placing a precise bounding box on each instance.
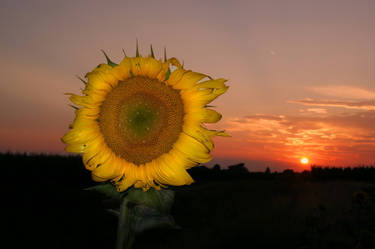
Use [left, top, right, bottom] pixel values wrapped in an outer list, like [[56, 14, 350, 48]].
[[194, 78, 227, 90], [134, 181, 144, 189], [65, 143, 87, 153], [61, 126, 99, 145], [67, 94, 89, 107], [135, 164, 147, 183], [181, 85, 229, 107], [74, 107, 100, 118], [70, 116, 98, 130], [182, 125, 215, 151], [83, 143, 112, 170], [172, 71, 207, 90], [153, 154, 194, 186], [143, 57, 163, 78], [130, 57, 144, 76], [167, 147, 198, 169], [116, 176, 136, 192], [206, 129, 231, 137], [204, 109, 222, 123], [112, 58, 132, 80], [88, 64, 113, 75], [156, 60, 172, 82], [85, 64, 118, 89], [185, 108, 222, 126], [143, 162, 158, 188], [91, 154, 122, 181], [173, 133, 212, 163], [64, 134, 103, 154], [168, 57, 182, 68], [166, 67, 186, 85]]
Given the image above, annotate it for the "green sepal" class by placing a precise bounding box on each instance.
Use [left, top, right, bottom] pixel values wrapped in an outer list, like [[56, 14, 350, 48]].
[[165, 68, 171, 81], [163, 47, 167, 62], [75, 75, 87, 84], [69, 104, 79, 110], [150, 45, 155, 58], [101, 50, 118, 67], [136, 39, 140, 57], [126, 187, 174, 214], [84, 182, 121, 202], [122, 48, 127, 58]]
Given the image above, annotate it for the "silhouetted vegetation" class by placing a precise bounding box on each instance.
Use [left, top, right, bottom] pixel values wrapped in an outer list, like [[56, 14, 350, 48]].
[[2, 153, 375, 249], [189, 162, 375, 182]]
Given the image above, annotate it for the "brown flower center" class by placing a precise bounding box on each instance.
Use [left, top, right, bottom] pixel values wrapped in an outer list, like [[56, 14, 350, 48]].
[[99, 76, 184, 165]]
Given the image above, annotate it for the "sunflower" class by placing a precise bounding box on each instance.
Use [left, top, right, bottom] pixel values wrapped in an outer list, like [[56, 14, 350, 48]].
[[62, 46, 229, 192]]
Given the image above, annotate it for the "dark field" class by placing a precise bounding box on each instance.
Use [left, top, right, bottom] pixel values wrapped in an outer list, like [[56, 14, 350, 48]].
[[2, 153, 375, 249]]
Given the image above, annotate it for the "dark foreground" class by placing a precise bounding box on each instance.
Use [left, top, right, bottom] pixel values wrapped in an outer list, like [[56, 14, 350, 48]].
[[2, 154, 375, 249]]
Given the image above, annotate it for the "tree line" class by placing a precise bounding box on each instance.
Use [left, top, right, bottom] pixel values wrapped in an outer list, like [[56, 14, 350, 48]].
[[1, 153, 375, 182]]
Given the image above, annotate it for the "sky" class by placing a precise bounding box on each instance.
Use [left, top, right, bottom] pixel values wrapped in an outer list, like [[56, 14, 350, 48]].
[[1, 0, 375, 171]]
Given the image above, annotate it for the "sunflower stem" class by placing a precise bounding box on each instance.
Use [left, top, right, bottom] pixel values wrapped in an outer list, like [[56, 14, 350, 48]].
[[115, 197, 134, 249]]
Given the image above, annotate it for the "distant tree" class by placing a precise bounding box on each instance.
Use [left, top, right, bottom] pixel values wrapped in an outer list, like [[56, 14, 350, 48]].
[[228, 163, 248, 173], [227, 163, 249, 178], [212, 164, 221, 172], [265, 167, 271, 174], [282, 169, 294, 176]]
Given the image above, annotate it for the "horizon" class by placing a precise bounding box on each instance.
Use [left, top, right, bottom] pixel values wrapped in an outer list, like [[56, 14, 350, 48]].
[[2, 152, 375, 173], [1, 0, 375, 171]]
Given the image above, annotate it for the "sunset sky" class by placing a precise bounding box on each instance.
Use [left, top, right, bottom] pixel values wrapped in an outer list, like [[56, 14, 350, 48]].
[[1, 0, 375, 171]]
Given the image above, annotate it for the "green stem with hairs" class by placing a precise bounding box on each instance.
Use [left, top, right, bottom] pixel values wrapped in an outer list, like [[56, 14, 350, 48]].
[[115, 197, 134, 249]]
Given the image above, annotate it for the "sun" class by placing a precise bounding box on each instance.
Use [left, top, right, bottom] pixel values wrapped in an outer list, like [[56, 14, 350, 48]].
[[300, 157, 309, 165]]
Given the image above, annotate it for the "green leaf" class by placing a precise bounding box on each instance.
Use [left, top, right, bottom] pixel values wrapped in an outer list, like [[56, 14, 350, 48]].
[[126, 188, 174, 214], [85, 183, 121, 201], [130, 205, 180, 234]]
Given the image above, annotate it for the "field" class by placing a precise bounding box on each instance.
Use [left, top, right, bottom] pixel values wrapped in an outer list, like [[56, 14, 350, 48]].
[[2, 154, 375, 249]]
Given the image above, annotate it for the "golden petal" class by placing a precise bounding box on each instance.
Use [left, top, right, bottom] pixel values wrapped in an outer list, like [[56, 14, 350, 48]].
[[172, 71, 207, 90]]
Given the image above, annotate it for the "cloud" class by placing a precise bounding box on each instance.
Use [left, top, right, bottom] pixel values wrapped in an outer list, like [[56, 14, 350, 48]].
[[289, 98, 375, 111], [305, 108, 327, 114], [309, 86, 375, 100], [222, 111, 375, 167]]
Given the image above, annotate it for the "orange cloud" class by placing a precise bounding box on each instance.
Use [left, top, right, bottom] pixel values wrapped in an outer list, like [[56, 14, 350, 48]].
[[305, 108, 327, 114], [220, 111, 375, 168], [309, 86, 375, 100], [289, 98, 375, 111]]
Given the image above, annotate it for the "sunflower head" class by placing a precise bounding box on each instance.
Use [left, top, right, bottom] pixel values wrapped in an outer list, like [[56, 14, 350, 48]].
[[62, 46, 229, 192]]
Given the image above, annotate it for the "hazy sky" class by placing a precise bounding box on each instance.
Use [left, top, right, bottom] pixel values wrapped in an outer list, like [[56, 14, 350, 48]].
[[1, 0, 375, 171]]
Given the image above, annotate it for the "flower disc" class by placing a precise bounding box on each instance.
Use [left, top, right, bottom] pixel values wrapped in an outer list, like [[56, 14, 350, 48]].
[[62, 49, 229, 192], [99, 76, 184, 165]]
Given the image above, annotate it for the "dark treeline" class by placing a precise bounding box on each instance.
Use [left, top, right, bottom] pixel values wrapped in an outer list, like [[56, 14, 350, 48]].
[[190, 163, 375, 182], [2, 152, 375, 182]]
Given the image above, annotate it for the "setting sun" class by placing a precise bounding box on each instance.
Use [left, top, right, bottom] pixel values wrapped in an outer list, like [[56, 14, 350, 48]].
[[300, 157, 309, 165]]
